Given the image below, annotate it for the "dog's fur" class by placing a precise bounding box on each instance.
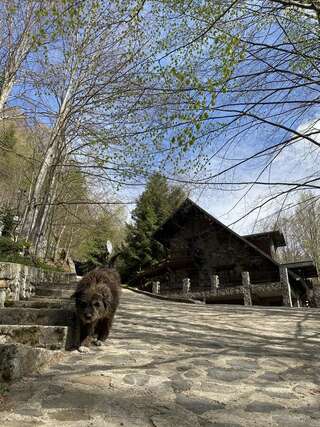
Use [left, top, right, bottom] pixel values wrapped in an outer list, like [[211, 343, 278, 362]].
[[72, 268, 121, 347]]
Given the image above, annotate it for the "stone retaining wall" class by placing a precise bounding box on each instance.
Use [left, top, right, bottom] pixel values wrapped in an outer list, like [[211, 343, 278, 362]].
[[0, 262, 77, 306]]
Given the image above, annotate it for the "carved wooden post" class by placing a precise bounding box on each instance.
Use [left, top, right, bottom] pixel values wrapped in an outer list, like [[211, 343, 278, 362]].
[[182, 277, 190, 294], [280, 266, 293, 307], [152, 281, 160, 294], [210, 275, 219, 292], [241, 271, 252, 306]]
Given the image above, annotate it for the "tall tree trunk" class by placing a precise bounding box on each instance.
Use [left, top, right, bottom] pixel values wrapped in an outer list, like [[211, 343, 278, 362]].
[[0, 78, 15, 113], [65, 205, 79, 260], [33, 172, 59, 256], [20, 76, 73, 252], [52, 225, 66, 262]]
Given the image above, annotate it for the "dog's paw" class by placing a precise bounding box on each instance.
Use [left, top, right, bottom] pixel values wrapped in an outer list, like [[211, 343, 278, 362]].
[[78, 346, 91, 353]]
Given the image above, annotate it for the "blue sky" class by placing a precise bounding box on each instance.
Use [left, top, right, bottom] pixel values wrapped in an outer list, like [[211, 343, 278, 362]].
[[119, 113, 320, 235], [6, 1, 320, 237], [186, 116, 320, 233]]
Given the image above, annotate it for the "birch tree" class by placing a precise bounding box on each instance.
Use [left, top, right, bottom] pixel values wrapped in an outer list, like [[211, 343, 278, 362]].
[[19, 0, 159, 255], [0, 1, 89, 115]]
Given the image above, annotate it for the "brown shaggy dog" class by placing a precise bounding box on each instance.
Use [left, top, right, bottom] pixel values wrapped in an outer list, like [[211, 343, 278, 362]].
[[72, 268, 121, 347]]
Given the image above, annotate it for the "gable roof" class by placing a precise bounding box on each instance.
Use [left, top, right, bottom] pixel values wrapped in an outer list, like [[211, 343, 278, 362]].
[[154, 198, 281, 267], [243, 231, 286, 249]]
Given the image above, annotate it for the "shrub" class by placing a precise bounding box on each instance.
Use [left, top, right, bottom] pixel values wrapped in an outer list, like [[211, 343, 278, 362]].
[[0, 236, 24, 256]]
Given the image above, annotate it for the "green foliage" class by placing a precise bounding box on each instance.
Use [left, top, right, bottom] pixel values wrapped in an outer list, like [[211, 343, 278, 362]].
[[0, 236, 24, 257], [73, 205, 125, 262], [0, 236, 62, 271], [120, 173, 186, 281], [0, 207, 15, 237]]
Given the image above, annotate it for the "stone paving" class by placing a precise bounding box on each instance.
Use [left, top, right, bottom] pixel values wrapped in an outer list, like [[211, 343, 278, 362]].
[[1, 288, 320, 426]]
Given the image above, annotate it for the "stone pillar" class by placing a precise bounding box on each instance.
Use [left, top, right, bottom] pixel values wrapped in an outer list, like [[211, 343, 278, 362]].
[[210, 275, 219, 292], [0, 280, 7, 308], [241, 271, 252, 306], [182, 278, 191, 295], [19, 264, 27, 300], [152, 281, 160, 294], [280, 266, 293, 307]]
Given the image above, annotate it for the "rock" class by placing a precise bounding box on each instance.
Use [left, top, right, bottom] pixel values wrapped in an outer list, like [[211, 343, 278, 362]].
[[171, 379, 192, 392], [227, 359, 258, 371], [175, 394, 225, 414], [0, 343, 64, 382], [16, 406, 43, 417], [49, 409, 91, 421], [271, 413, 316, 427], [184, 369, 201, 378], [151, 412, 199, 427], [207, 368, 251, 382], [199, 420, 242, 427], [169, 374, 193, 392], [246, 401, 285, 413], [256, 371, 282, 382], [123, 373, 150, 386]]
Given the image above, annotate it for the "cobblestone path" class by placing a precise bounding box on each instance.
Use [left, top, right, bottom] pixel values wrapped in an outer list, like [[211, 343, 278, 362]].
[[1, 289, 320, 426]]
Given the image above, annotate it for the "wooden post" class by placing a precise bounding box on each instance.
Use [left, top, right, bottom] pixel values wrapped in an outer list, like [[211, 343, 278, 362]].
[[280, 266, 293, 307], [210, 275, 219, 292], [182, 278, 190, 294], [241, 271, 252, 306]]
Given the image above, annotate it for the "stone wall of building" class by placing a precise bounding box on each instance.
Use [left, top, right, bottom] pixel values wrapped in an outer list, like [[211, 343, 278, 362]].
[[154, 211, 281, 295]]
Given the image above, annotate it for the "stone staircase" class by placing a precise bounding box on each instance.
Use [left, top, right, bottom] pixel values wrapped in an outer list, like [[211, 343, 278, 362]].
[[0, 276, 79, 382]]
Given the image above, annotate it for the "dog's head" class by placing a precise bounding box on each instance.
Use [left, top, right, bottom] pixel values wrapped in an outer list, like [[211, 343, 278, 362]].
[[72, 268, 120, 324], [73, 283, 114, 324]]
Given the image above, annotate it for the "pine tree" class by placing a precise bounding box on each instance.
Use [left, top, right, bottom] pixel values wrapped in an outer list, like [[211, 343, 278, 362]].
[[120, 174, 186, 282]]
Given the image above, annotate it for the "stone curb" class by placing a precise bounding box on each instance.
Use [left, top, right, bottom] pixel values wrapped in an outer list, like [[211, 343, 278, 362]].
[[122, 285, 203, 304]]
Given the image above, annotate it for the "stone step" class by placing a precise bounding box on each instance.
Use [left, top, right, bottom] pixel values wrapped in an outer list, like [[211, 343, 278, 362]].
[[0, 342, 65, 381], [0, 307, 76, 328], [35, 287, 75, 298], [0, 325, 68, 351], [34, 281, 79, 289], [6, 299, 75, 309], [33, 295, 73, 301]]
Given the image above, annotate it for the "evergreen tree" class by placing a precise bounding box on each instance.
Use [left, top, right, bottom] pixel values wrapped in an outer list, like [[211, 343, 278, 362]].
[[120, 174, 186, 282]]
